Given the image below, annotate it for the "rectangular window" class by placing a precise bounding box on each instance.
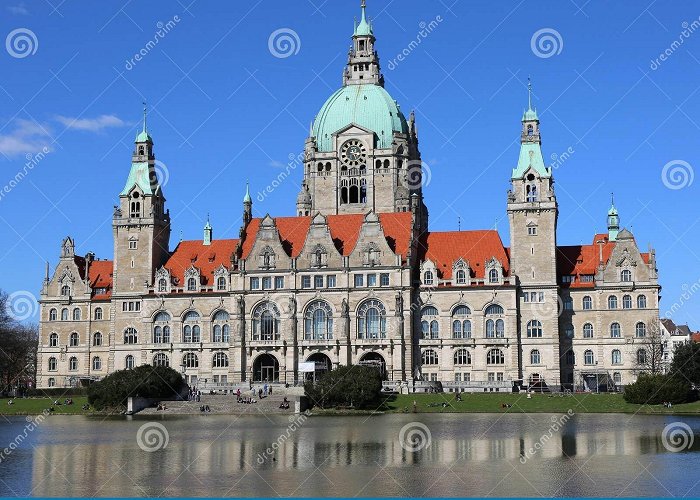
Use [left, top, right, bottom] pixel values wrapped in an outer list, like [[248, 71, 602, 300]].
[[250, 277, 260, 290], [354, 274, 364, 287], [128, 240, 137, 249], [262, 277, 272, 290], [367, 274, 377, 287], [497, 372, 504, 382], [561, 275, 575, 284], [302, 276, 311, 289], [580, 275, 594, 282], [314, 275, 324, 288], [464, 373, 471, 382], [275, 276, 284, 289], [326, 275, 336, 288], [538, 292, 544, 302], [488, 372, 495, 382], [380, 273, 390, 286], [454, 373, 461, 382], [523, 293, 529, 303], [528, 227, 537, 236], [430, 373, 438, 382]]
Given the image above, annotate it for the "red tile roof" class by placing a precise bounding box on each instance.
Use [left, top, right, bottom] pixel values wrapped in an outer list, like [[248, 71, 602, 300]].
[[88, 260, 113, 300], [693, 333, 700, 343], [164, 239, 239, 287], [420, 230, 510, 280]]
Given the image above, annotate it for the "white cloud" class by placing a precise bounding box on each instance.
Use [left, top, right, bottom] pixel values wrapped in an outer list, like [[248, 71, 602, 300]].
[[55, 114, 126, 132], [268, 160, 285, 168], [7, 3, 29, 15], [0, 119, 52, 156]]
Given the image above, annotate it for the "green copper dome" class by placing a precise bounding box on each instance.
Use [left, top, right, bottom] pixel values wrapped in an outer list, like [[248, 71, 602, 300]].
[[312, 84, 408, 152], [135, 130, 152, 143]]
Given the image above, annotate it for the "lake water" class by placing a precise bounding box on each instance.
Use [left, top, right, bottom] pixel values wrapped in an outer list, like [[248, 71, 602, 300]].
[[0, 412, 699, 497]]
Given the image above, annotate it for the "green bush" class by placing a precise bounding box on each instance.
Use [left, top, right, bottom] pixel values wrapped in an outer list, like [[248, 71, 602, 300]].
[[623, 373, 695, 405], [304, 365, 382, 409], [669, 342, 700, 387], [87, 365, 187, 410]]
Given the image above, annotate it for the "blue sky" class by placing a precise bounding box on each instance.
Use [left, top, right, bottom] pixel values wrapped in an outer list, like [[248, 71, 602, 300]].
[[0, 1, 699, 327]]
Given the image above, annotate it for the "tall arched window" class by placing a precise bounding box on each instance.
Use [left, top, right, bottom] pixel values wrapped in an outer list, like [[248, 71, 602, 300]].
[[69, 356, 78, 371], [61, 308, 69, 321], [526, 320, 542, 338], [69, 332, 79, 346], [452, 305, 471, 339], [92, 356, 102, 370], [637, 349, 647, 365], [94, 307, 103, 320], [357, 299, 386, 339], [158, 278, 167, 292], [455, 269, 467, 285], [124, 327, 138, 344], [217, 276, 227, 291], [183, 352, 198, 368], [49, 308, 57, 321], [485, 304, 505, 338], [49, 333, 58, 347], [252, 302, 280, 341], [183, 311, 201, 343], [584, 350, 594, 365], [421, 306, 439, 339], [153, 311, 171, 344], [212, 352, 229, 368], [608, 296, 618, 309], [637, 295, 647, 308], [530, 349, 541, 364], [621, 269, 632, 282], [583, 323, 594, 338], [421, 349, 438, 365], [622, 295, 632, 309], [612, 349, 622, 365], [486, 348, 505, 365], [423, 270, 434, 285], [610, 323, 621, 338], [48, 357, 57, 371], [582, 296, 592, 310], [125, 355, 135, 369], [72, 308, 81, 321], [187, 277, 197, 291], [635, 322, 647, 338], [454, 349, 471, 365], [526, 183, 538, 202], [93, 332, 102, 346], [565, 350, 575, 365], [61, 285, 70, 296], [304, 301, 333, 340], [213, 310, 230, 343], [488, 268, 499, 284], [153, 353, 169, 367]]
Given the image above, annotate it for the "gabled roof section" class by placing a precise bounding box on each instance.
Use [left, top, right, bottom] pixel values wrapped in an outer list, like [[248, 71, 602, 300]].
[[512, 143, 551, 179], [164, 239, 238, 287], [420, 230, 509, 280], [120, 162, 154, 196]]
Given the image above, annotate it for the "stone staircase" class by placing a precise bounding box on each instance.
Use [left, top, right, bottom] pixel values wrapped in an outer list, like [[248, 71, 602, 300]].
[[139, 393, 296, 416]]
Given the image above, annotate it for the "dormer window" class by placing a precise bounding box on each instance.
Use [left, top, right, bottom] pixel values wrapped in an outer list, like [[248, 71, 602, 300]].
[[621, 269, 632, 282], [424, 270, 434, 286], [158, 279, 167, 292], [61, 285, 71, 296], [488, 268, 499, 283], [456, 269, 466, 285], [187, 278, 197, 291]]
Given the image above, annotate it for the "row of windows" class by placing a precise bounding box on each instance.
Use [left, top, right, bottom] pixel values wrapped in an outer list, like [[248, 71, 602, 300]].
[[49, 307, 105, 321], [352, 273, 390, 288], [422, 348, 507, 366], [424, 269, 500, 286], [564, 348, 649, 366], [122, 301, 141, 312], [564, 321, 647, 339], [421, 304, 505, 339], [561, 270, 633, 284], [46, 352, 230, 372], [250, 276, 285, 290]]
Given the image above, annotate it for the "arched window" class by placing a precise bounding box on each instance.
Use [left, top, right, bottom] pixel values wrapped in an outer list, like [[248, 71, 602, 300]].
[[635, 322, 647, 338], [69, 356, 78, 371], [584, 350, 594, 365], [488, 268, 499, 284], [213, 310, 230, 343], [621, 269, 632, 282], [92, 356, 102, 370], [217, 276, 226, 291], [637, 349, 647, 365], [48, 357, 57, 371], [357, 299, 387, 339], [124, 327, 138, 344], [565, 350, 575, 365], [610, 323, 621, 338], [564, 325, 574, 339], [69, 332, 79, 347], [61, 285, 70, 296], [154, 311, 171, 322], [94, 307, 103, 320], [608, 296, 618, 309], [612, 349, 622, 365], [456, 269, 467, 285], [485, 304, 505, 338], [421, 306, 439, 339], [582, 296, 592, 310], [454, 349, 471, 365], [153, 311, 171, 344], [158, 278, 167, 292], [153, 353, 169, 367], [304, 300, 333, 340], [530, 349, 541, 365], [622, 295, 632, 309], [61, 308, 69, 321], [421, 349, 438, 365], [452, 305, 471, 339], [49, 308, 57, 321], [187, 277, 197, 291], [93, 332, 102, 346], [583, 323, 594, 338], [423, 270, 434, 285], [252, 302, 280, 341], [486, 348, 505, 365], [526, 320, 542, 338], [125, 355, 135, 369], [183, 352, 198, 368], [72, 308, 81, 321], [49, 333, 58, 347], [212, 352, 229, 368], [613, 372, 622, 385], [526, 183, 538, 202], [48, 378, 55, 387], [637, 295, 647, 308]]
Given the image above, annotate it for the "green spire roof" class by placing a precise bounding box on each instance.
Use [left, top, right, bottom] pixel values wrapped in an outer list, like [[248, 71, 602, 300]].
[[512, 143, 551, 179], [608, 193, 618, 215], [522, 78, 538, 122], [243, 182, 252, 203], [354, 0, 372, 36], [120, 162, 156, 196], [135, 102, 152, 143]]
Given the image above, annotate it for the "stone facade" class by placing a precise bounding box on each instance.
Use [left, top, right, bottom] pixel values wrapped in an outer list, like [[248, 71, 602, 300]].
[[36, 3, 660, 392]]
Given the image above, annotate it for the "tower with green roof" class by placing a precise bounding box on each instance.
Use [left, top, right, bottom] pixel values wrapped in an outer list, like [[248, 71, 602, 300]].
[[607, 194, 619, 241], [112, 104, 171, 294], [300, 0, 425, 227]]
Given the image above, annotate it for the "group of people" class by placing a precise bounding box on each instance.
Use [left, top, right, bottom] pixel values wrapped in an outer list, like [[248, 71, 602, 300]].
[[188, 388, 201, 402], [279, 397, 290, 410], [662, 401, 674, 408], [199, 405, 211, 412], [156, 402, 168, 411]]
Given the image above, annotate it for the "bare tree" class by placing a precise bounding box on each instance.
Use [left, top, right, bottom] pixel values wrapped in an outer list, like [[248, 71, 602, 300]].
[[632, 323, 665, 375], [0, 291, 38, 394]]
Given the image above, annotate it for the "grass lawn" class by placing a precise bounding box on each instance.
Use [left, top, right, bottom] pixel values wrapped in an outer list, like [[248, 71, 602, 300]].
[[0, 397, 90, 415], [383, 392, 700, 415]]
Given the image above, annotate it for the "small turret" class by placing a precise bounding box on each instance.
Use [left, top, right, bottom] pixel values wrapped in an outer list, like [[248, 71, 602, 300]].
[[203, 214, 212, 246], [608, 193, 620, 242], [297, 181, 312, 216], [243, 182, 252, 225]]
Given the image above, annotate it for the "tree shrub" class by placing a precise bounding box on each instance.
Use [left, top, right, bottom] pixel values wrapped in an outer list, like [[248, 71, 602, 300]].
[[304, 365, 382, 409], [669, 341, 700, 388], [623, 373, 694, 405], [87, 365, 187, 410]]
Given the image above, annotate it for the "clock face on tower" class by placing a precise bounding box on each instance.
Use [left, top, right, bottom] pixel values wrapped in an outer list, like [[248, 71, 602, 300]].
[[340, 139, 367, 167]]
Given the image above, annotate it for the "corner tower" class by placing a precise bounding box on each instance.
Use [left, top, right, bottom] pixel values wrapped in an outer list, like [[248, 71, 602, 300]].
[[300, 0, 425, 222], [112, 105, 171, 294]]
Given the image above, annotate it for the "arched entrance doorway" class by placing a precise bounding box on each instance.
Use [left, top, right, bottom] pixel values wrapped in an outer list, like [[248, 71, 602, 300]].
[[306, 353, 332, 382], [253, 353, 279, 382], [359, 352, 386, 379]]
